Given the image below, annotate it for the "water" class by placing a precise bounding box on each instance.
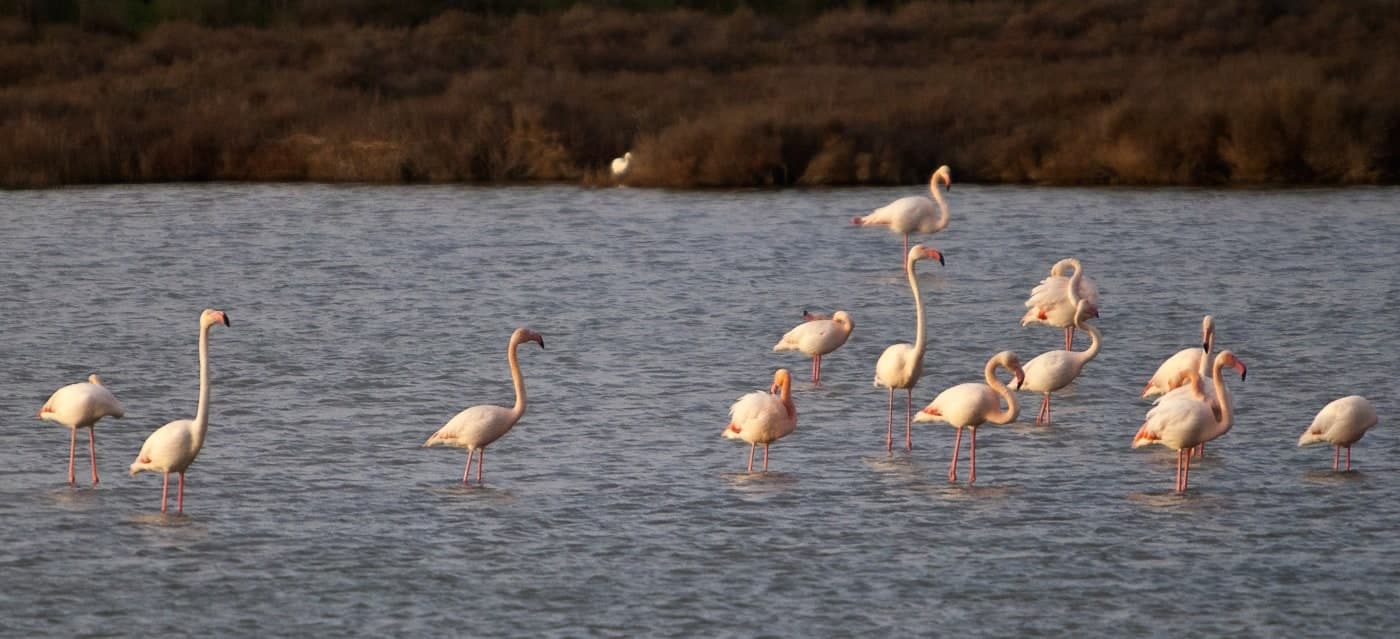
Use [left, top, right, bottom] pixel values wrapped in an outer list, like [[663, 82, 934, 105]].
[[1, 183, 1397, 636]]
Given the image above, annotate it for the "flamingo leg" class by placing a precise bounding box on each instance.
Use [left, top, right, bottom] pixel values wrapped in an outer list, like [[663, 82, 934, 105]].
[[902, 233, 909, 257], [1346, 446, 1352, 471], [886, 388, 895, 453], [67, 428, 77, 485], [948, 428, 963, 482], [763, 443, 770, 472], [160, 472, 170, 513], [969, 428, 978, 484], [177, 472, 185, 514], [811, 355, 819, 383], [1064, 326, 1074, 351], [747, 443, 756, 472], [477, 449, 485, 484], [1182, 450, 1191, 494], [462, 449, 475, 485], [1333, 446, 1340, 471], [88, 427, 99, 485], [1037, 394, 1050, 425], [905, 389, 914, 451]]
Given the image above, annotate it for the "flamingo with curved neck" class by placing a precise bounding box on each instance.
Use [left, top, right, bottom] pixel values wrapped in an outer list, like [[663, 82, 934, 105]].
[[852, 166, 952, 263], [129, 309, 230, 513], [1022, 257, 1100, 350], [1012, 300, 1101, 425], [874, 245, 945, 452], [1132, 350, 1247, 493], [39, 373, 125, 486], [723, 369, 797, 472], [425, 327, 545, 484], [915, 351, 1025, 483]]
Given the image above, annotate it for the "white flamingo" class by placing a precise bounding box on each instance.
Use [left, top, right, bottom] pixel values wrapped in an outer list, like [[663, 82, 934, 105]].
[[874, 245, 945, 452], [852, 165, 952, 261], [774, 310, 854, 383], [424, 327, 544, 484], [611, 152, 632, 180], [129, 309, 230, 513], [1011, 301, 1101, 425], [915, 351, 1025, 484], [1299, 395, 1378, 471], [1132, 351, 1247, 494], [38, 374, 125, 485], [1021, 257, 1101, 350], [1143, 315, 1216, 397], [723, 368, 797, 472]]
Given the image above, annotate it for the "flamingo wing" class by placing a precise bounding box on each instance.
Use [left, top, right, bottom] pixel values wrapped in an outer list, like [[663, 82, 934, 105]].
[[425, 404, 517, 449], [1300, 395, 1378, 447], [916, 383, 996, 428], [130, 419, 195, 475], [725, 391, 791, 443]]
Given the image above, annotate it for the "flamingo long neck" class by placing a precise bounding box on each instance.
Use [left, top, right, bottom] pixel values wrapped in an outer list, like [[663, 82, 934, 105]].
[[191, 322, 212, 448], [777, 379, 795, 419], [1206, 357, 1234, 437], [1064, 259, 1084, 307], [927, 173, 950, 232], [984, 360, 1020, 425], [1198, 327, 1214, 378], [1075, 323, 1102, 365], [507, 338, 527, 419], [906, 254, 928, 368]]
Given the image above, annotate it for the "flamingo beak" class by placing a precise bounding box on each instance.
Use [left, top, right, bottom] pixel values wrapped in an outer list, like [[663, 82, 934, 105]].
[[850, 216, 865, 226], [1233, 359, 1247, 381], [536, 336, 545, 350], [222, 313, 231, 327], [1201, 342, 1210, 352], [925, 248, 945, 265], [1014, 369, 1026, 387]]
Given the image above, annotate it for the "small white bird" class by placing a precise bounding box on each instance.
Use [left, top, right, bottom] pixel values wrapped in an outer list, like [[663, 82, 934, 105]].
[[38, 373, 126, 485], [611, 152, 632, 180], [723, 369, 797, 472], [1012, 301, 1100, 425], [773, 310, 854, 383], [424, 327, 544, 485], [1143, 315, 1216, 398], [1299, 395, 1378, 471], [129, 309, 230, 513], [1021, 257, 1101, 350]]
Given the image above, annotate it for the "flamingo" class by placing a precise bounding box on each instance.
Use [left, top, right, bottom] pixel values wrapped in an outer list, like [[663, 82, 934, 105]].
[[611, 152, 632, 180], [914, 351, 1025, 484], [1011, 301, 1101, 425], [1298, 395, 1378, 471], [1021, 257, 1101, 350], [774, 310, 854, 383], [723, 368, 797, 472], [1131, 351, 1247, 494], [874, 245, 945, 452], [128, 309, 230, 513], [38, 373, 126, 485], [852, 165, 952, 262], [424, 327, 544, 485], [1143, 315, 1216, 398]]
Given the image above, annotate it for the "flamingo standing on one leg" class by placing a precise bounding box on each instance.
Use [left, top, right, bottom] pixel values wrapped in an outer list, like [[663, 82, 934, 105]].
[[38, 374, 125, 485], [1021, 257, 1100, 350], [129, 309, 230, 513], [1142, 315, 1217, 398], [1298, 395, 1378, 471], [915, 351, 1025, 484], [723, 369, 797, 472], [1131, 351, 1247, 494], [1011, 301, 1101, 425], [424, 327, 545, 485], [852, 166, 951, 264], [774, 310, 854, 383], [874, 245, 945, 453]]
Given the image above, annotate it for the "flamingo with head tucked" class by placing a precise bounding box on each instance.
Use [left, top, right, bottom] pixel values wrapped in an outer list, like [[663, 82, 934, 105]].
[[1021, 257, 1100, 350], [1132, 351, 1247, 494], [874, 245, 945, 452], [723, 369, 797, 472], [774, 311, 854, 383], [1011, 301, 1100, 425], [129, 309, 230, 513], [1143, 315, 1216, 398], [1299, 395, 1378, 471], [424, 327, 545, 485], [611, 152, 632, 181], [852, 166, 951, 263], [38, 373, 125, 485], [915, 351, 1025, 484]]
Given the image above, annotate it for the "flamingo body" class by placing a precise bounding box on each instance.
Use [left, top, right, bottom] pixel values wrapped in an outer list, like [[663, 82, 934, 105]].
[[1143, 316, 1216, 398], [611, 152, 632, 179], [774, 310, 854, 383], [723, 369, 796, 471], [1021, 258, 1100, 350], [915, 351, 1024, 483], [1299, 395, 1377, 471], [1012, 301, 1100, 424], [39, 374, 125, 485]]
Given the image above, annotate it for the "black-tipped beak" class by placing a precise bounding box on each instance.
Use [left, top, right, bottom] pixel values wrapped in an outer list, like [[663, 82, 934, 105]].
[[223, 314, 231, 327], [938, 254, 946, 266], [537, 338, 545, 350], [1201, 342, 1209, 352]]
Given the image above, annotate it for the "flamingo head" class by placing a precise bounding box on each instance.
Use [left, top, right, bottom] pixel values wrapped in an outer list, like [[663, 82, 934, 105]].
[[802, 309, 828, 322], [87, 373, 105, 386], [513, 327, 545, 350], [996, 351, 1025, 388], [1201, 315, 1216, 353], [1218, 351, 1246, 381], [1049, 257, 1080, 277], [200, 309, 230, 329], [1073, 300, 1097, 328], [830, 310, 853, 330], [850, 215, 867, 226], [933, 165, 953, 191], [769, 368, 792, 395], [907, 245, 945, 269]]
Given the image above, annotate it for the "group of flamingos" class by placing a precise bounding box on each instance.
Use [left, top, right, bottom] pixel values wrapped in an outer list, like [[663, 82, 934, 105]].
[[35, 170, 1380, 513]]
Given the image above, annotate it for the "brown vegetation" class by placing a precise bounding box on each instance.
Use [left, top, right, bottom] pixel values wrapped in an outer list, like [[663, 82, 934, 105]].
[[2, 0, 1399, 188]]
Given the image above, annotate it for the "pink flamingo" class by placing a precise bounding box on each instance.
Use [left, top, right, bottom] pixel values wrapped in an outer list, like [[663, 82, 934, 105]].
[[852, 166, 951, 262], [915, 351, 1025, 483], [1021, 257, 1100, 350], [1299, 395, 1378, 471], [723, 369, 797, 472], [1131, 351, 1247, 494], [129, 309, 230, 513], [424, 327, 544, 485], [774, 311, 854, 383], [1143, 315, 1216, 397], [1011, 301, 1100, 425], [874, 245, 945, 452], [38, 373, 125, 485]]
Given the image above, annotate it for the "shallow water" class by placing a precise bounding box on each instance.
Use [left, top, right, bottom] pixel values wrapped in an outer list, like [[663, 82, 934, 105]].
[[1, 183, 1397, 636]]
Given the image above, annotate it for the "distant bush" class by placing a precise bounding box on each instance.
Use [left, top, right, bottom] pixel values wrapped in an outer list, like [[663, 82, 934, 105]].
[[1, 0, 1398, 188]]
